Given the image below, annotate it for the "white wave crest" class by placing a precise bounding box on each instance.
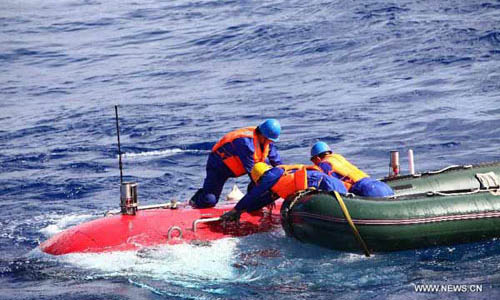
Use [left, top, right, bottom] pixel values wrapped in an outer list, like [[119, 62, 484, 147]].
[[39, 214, 95, 237], [121, 148, 209, 158]]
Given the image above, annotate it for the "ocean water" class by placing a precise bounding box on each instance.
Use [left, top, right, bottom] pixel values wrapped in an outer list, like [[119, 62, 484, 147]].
[[1, 0, 500, 299]]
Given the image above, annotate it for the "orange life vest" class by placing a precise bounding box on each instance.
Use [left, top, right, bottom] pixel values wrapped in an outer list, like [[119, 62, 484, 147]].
[[321, 154, 368, 190], [270, 164, 320, 199], [212, 127, 271, 176]]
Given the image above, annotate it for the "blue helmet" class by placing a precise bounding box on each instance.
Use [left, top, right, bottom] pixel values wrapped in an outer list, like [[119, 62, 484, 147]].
[[258, 119, 281, 142], [310, 141, 332, 158]]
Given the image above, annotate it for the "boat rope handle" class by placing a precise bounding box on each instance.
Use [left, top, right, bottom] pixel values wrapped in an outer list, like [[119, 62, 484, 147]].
[[333, 191, 371, 257], [281, 189, 317, 239], [428, 188, 481, 196], [426, 164, 473, 175], [476, 172, 500, 189], [288, 189, 316, 210], [490, 189, 500, 196], [428, 187, 500, 197]]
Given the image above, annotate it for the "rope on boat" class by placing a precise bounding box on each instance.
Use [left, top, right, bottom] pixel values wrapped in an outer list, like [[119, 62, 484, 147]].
[[428, 188, 500, 196], [428, 172, 500, 197], [281, 189, 318, 239], [333, 191, 371, 257], [490, 189, 500, 196], [428, 189, 481, 196], [476, 172, 500, 189], [426, 164, 473, 175], [288, 189, 314, 210]]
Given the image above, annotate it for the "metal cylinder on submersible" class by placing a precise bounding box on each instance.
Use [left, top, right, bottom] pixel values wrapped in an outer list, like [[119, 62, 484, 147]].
[[408, 149, 415, 175], [389, 151, 400, 177], [120, 182, 138, 215]]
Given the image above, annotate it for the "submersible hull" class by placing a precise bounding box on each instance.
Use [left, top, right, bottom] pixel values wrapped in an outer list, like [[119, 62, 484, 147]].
[[41, 200, 282, 255]]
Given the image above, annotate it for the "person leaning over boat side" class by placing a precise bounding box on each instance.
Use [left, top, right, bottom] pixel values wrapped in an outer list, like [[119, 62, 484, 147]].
[[219, 162, 347, 222], [310, 141, 394, 197], [190, 119, 283, 208]]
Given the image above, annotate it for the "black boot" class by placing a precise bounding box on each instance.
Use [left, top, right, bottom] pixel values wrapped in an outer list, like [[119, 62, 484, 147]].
[[189, 188, 204, 208]]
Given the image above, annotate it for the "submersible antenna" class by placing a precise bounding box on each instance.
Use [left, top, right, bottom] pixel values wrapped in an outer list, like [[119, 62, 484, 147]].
[[115, 105, 124, 184]]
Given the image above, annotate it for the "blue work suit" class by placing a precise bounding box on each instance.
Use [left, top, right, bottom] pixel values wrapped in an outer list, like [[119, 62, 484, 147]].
[[350, 177, 394, 197], [317, 162, 394, 197], [234, 167, 347, 212], [192, 136, 282, 208]]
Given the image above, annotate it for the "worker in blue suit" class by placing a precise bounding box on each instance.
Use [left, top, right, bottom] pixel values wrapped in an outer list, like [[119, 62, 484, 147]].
[[220, 163, 347, 221], [310, 141, 394, 197], [190, 119, 283, 208]]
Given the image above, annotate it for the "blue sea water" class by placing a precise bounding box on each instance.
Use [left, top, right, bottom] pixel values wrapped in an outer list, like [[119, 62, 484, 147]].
[[1, 0, 500, 299]]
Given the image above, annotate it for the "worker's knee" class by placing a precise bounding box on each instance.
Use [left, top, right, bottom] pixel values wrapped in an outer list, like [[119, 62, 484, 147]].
[[190, 189, 218, 208], [351, 178, 394, 197]]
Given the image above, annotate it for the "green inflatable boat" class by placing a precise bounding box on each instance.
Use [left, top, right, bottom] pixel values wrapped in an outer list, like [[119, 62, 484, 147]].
[[280, 162, 500, 255]]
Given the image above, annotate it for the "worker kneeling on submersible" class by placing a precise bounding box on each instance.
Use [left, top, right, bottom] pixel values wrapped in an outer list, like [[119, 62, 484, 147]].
[[220, 162, 347, 222], [190, 119, 283, 208], [310, 141, 394, 197]]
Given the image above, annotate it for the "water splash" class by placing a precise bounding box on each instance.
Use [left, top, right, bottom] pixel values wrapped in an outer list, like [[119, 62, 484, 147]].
[[57, 239, 241, 284]]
